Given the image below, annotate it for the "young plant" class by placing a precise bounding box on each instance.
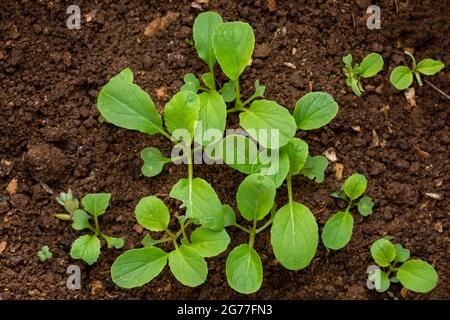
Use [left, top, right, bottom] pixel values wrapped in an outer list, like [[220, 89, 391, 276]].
[[111, 196, 230, 289], [342, 53, 384, 96], [322, 173, 374, 250], [37, 246, 53, 262], [56, 192, 124, 265], [390, 51, 445, 90], [368, 238, 438, 294]]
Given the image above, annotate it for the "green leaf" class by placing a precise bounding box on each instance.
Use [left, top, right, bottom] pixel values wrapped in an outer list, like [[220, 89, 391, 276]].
[[226, 244, 262, 294], [102, 234, 124, 249], [213, 22, 255, 80], [343, 173, 367, 200], [71, 209, 92, 231], [112, 68, 134, 82], [190, 227, 230, 257], [394, 243, 410, 263], [82, 193, 111, 217], [97, 77, 163, 135], [140, 147, 171, 177], [202, 72, 215, 90], [180, 73, 201, 93], [135, 196, 170, 232], [236, 174, 276, 221], [301, 156, 328, 183], [293, 92, 339, 130], [351, 78, 362, 96], [251, 150, 290, 188], [370, 238, 396, 267], [281, 138, 309, 175], [357, 196, 374, 216], [195, 91, 227, 146], [368, 268, 390, 293], [222, 204, 237, 227], [416, 59, 445, 76], [359, 53, 384, 78], [164, 91, 200, 140], [170, 178, 224, 231], [111, 247, 168, 289], [70, 235, 101, 265], [141, 234, 160, 247], [240, 99, 297, 149], [321, 211, 354, 250], [270, 202, 318, 270], [251, 80, 265, 98], [220, 80, 236, 102], [397, 260, 438, 293], [169, 245, 208, 287], [342, 54, 353, 67], [390, 66, 413, 90], [193, 11, 223, 70]]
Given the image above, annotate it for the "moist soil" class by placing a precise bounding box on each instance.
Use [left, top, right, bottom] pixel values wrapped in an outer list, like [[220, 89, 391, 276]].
[[0, 0, 449, 300]]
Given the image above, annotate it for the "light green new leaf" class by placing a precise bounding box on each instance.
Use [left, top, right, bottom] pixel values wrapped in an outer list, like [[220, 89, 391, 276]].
[[342, 54, 353, 67], [394, 243, 410, 263], [293, 92, 339, 130], [193, 11, 223, 70], [271, 202, 318, 270], [220, 80, 236, 102], [102, 234, 124, 249], [222, 204, 237, 227], [70, 235, 101, 265], [321, 211, 354, 250], [98, 77, 163, 135], [141, 234, 160, 247], [180, 73, 201, 93], [281, 138, 309, 175], [240, 99, 297, 149], [236, 174, 276, 221], [390, 66, 413, 90], [82, 193, 111, 217], [251, 150, 290, 188], [71, 209, 92, 231], [213, 22, 255, 80], [135, 196, 170, 232], [169, 245, 208, 287], [397, 260, 438, 293], [360, 53, 384, 78], [164, 91, 200, 140], [416, 59, 445, 76], [170, 178, 224, 231], [226, 244, 262, 294], [195, 91, 227, 146], [111, 247, 168, 289], [202, 72, 215, 90], [357, 196, 374, 216], [343, 173, 367, 200], [140, 147, 171, 177], [112, 68, 133, 82], [370, 238, 396, 267], [190, 227, 230, 257], [301, 156, 328, 183]]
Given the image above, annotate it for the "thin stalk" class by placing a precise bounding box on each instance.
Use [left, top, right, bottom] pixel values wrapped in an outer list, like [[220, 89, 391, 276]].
[[414, 71, 423, 86], [93, 215, 101, 236], [286, 172, 293, 204], [179, 219, 190, 244], [234, 223, 251, 234], [255, 216, 274, 234], [235, 78, 242, 109], [248, 218, 257, 248], [209, 66, 216, 90], [165, 229, 178, 249]]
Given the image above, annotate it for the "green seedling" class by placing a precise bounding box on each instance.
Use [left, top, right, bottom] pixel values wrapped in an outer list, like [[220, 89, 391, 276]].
[[111, 196, 230, 288], [56, 192, 124, 265], [322, 173, 374, 250], [342, 53, 384, 96], [55, 189, 79, 221], [37, 246, 53, 262], [368, 238, 438, 294], [390, 51, 445, 90]]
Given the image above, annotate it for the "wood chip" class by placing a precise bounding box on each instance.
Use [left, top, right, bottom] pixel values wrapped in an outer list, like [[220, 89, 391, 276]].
[[375, 84, 384, 94], [267, 0, 277, 12], [371, 129, 380, 147], [414, 146, 430, 159], [283, 62, 297, 69], [6, 178, 17, 195], [334, 163, 344, 180], [400, 287, 409, 299], [0, 241, 7, 255], [90, 280, 103, 295], [404, 87, 416, 107], [351, 125, 361, 132], [144, 12, 180, 38], [434, 222, 443, 233], [425, 193, 441, 200], [85, 10, 97, 23], [324, 148, 338, 162]]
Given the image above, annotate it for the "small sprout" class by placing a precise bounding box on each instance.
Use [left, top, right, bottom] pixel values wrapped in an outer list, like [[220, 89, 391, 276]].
[[37, 246, 53, 262], [342, 53, 384, 96], [55, 188, 79, 219], [390, 51, 445, 90]]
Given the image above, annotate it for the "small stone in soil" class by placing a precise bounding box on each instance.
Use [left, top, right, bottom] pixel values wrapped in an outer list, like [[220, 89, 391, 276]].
[[0, 241, 7, 255]]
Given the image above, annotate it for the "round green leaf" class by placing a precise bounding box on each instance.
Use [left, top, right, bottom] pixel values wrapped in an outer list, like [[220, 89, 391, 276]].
[[370, 238, 396, 267], [135, 196, 170, 232], [293, 92, 339, 130], [213, 22, 255, 80], [251, 150, 290, 188], [71, 209, 92, 231], [281, 138, 309, 175], [360, 53, 384, 78], [222, 204, 237, 227], [193, 11, 223, 70], [140, 147, 171, 177], [102, 235, 124, 249], [397, 260, 438, 293], [321, 211, 354, 250], [270, 202, 318, 270], [169, 245, 208, 287], [81, 193, 111, 217], [70, 235, 101, 265], [111, 247, 168, 289], [394, 243, 410, 263], [240, 99, 297, 149], [163, 91, 200, 139], [236, 174, 276, 221], [226, 244, 262, 294], [343, 173, 367, 200], [190, 227, 230, 257], [390, 66, 413, 90], [416, 59, 445, 76], [180, 73, 201, 93], [195, 91, 227, 147], [357, 196, 374, 216]]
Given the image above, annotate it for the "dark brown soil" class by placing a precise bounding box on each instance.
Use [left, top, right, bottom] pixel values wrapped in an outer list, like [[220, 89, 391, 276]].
[[0, 0, 449, 300]]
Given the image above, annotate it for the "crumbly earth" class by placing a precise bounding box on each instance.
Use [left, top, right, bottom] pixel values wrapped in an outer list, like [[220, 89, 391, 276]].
[[0, 0, 448, 300]]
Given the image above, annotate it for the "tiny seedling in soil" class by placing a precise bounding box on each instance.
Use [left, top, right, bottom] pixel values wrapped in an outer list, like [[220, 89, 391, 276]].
[[322, 173, 374, 250], [56, 191, 124, 265], [368, 238, 438, 294], [37, 246, 53, 262], [390, 51, 445, 90], [342, 53, 384, 96]]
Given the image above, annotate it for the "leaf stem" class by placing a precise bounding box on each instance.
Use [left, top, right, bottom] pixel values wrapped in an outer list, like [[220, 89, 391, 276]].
[[234, 223, 251, 234], [255, 216, 274, 234], [93, 215, 101, 236], [286, 172, 293, 204], [179, 219, 190, 244], [209, 66, 216, 90], [249, 218, 257, 248], [165, 229, 178, 249], [235, 77, 242, 109]]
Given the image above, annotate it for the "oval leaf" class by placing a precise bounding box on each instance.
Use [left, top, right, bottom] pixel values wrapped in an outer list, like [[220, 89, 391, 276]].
[[416, 59, 445, 76], [301, 155, 328, 183], [71, 209, 92, 231], [195, 91, 227, 146], [140, 147, 171, 177], [164, 91, 200, 140], [226, 244, 262, 294], [343, 173, 367, 200], [190, 227, 230, 257], [390, 66, 413, 90], [397, 259, 438, 293], [169, 245, 208, 287], [135, 196, 170, 232], [293, 92, 339, 130], [394, 243, 410, 263], [81, 193, 111, 217], [281, 138, 309, 175], [321, 211, 354, 250], [70, 235, 101, 265], [193, 11, 223, 70], [360, 53, 384, 78], [252, 149, 290, 188], [357, 196, 374, 216], [370, 238, 396, 267]]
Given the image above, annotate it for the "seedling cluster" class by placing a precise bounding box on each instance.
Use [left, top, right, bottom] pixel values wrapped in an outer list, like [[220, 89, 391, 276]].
[[343, 53, 384, 96], [37, 246, 53, 262]]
